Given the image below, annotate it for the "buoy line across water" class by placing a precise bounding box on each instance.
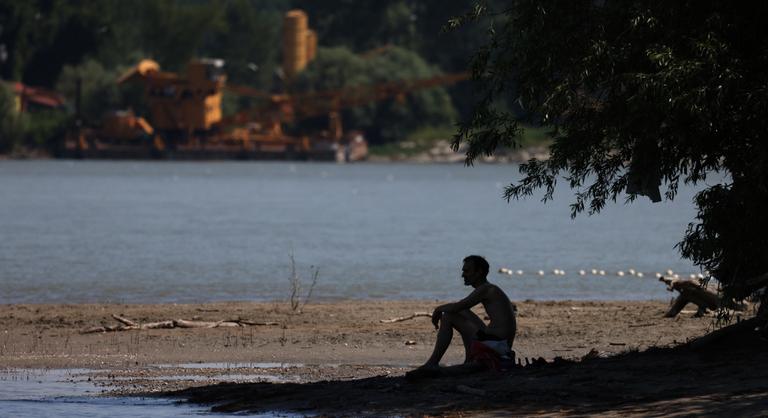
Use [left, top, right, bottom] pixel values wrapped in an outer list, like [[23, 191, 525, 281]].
[[496, 267, 709, 280]]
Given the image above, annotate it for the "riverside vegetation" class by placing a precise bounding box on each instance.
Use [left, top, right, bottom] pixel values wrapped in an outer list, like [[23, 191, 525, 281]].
[[0, 0, 511, 156]]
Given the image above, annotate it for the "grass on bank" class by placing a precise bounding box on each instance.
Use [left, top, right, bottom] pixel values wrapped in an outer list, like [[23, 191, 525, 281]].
[[368, 124, 554, 158]]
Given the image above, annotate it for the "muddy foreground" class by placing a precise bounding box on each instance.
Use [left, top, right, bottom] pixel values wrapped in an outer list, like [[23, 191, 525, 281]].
[[1, 299, 766, 415]]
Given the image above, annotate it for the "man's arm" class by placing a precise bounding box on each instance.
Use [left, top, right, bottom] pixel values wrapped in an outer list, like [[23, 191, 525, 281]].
[[431, 285, 489, 328]]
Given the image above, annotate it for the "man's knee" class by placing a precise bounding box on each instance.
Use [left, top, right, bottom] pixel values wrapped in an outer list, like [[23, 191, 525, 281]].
[[442, 311, 461, 324], [442, 311, 474, 328]]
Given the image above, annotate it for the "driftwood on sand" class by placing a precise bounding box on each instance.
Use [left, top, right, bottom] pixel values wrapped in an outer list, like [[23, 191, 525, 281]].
[[81, 314, 279, 334], [660, 276, 747, 317], [379, 312, 431, 323]]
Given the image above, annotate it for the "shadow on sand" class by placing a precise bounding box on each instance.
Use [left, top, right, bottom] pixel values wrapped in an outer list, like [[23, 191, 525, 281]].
[[167, 323, 768, 416]]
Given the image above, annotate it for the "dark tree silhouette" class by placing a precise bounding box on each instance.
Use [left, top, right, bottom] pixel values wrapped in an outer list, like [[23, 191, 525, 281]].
[[453, 1, 768, 310]]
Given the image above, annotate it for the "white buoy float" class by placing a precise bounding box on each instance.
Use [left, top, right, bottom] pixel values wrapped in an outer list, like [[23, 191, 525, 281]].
[[617, 271, 625, 277], [598, 270, 606, 276], [628, 269, 636, 275], [537, 270, 545, 276], [579, 270, 586, 276], [516, 270, 524, 275], [636, 272, 644, 278]]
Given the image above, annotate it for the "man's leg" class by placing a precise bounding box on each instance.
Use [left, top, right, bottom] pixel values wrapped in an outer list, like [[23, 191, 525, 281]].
[[457, 310, 486, 362], [422, 310, 483, 368], [508, 310, 517, 351]]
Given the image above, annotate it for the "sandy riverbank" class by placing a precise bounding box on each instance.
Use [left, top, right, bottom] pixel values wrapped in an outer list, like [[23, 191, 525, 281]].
[[0, 300, 712, 369], [2, 299, 765, 416]]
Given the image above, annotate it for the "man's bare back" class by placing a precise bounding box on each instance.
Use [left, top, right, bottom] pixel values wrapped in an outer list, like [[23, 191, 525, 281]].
[[473, 282, 516, 339]]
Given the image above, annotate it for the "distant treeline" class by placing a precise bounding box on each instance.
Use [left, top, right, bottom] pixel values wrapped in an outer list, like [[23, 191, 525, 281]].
[[0, 0, 506, 152]]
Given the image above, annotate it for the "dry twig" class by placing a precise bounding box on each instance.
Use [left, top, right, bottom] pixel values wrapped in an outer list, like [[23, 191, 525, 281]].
[[380, 312, 431, 323]]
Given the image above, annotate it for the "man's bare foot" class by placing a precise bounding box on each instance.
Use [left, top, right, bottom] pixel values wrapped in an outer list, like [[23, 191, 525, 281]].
[[405, 364, 443, 381]]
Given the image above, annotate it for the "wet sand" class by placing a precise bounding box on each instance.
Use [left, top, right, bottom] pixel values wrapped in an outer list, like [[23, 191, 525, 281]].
[[2, 300, 766, 415]]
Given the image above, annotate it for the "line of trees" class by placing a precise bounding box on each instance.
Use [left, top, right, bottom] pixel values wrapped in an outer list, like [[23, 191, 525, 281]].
[[0, 0, 504, 151]]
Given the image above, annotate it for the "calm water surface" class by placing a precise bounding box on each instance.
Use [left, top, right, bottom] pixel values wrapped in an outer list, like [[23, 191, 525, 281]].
[[0, 160, 715, 303], [0, 368, 294, 417]]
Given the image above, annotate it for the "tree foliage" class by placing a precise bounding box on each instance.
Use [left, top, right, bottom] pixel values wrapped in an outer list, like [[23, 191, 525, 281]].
[[0, 82, 68, 151], [454, 1, 768, 302], [0, 0, 114, 85], [1, 0, 480, 147], [202, 0, 284, 88], [295, 46, 456, 144], [0, 82, 21, 152], [294, 0, 501, 118], [56, 59, 129, 122]]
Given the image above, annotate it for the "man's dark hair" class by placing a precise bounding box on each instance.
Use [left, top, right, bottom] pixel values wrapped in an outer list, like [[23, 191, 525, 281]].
[[463, 255, 489, 277]]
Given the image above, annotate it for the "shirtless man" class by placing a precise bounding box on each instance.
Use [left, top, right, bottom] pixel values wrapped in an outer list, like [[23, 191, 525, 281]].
[[416, 255, 516, 371]]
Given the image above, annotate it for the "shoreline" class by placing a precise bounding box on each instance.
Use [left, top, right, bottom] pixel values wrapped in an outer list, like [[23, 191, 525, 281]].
[[0, 294, 682, 306], [1, 299, 712, 370], [0, 143, 550, 164], [3, 299, 765, 416]]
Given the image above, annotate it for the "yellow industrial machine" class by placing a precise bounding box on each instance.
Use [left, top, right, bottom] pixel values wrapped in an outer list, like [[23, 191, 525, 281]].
[[113, 58, 232, 153], [113, 56, 319, 157], [64, 9, 466, 161], [66, 58, 234, 157], [118, 58, 225, 134]]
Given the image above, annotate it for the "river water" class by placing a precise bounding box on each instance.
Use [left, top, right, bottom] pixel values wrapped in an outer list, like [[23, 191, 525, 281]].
[[0, 160, 715, 303], [0, 367, 297, 417]]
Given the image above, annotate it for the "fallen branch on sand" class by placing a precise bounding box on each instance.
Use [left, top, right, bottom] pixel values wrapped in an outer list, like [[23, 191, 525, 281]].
[[659, 276, 747, 317], [379, 312, 431, 323], [81, 314, 279, 334]]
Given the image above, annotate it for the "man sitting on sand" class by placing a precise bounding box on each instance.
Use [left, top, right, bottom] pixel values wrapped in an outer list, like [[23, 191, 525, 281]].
[[408, 255, 516, 377]]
